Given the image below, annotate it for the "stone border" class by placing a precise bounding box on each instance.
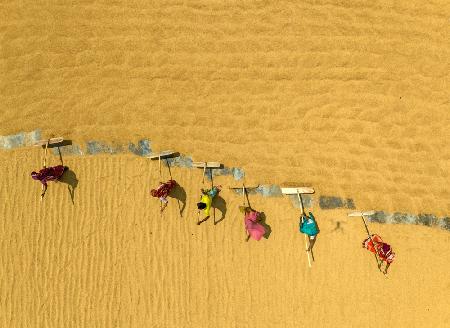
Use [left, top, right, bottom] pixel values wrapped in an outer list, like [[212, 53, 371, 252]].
[[0, 130, 41, 149], [1, 130, 448, 232], [368, 211, 450, 231]]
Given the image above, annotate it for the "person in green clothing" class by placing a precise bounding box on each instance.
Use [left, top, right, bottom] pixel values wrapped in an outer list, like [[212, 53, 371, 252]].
[[197, 186, 221, 225], [300, 211, 319, 251]]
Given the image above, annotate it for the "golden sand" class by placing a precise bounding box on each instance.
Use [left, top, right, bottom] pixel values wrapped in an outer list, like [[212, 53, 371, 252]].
[[1, 0, 449, 214], [1, 148, 449, 327], [1, 1, 449, 327]]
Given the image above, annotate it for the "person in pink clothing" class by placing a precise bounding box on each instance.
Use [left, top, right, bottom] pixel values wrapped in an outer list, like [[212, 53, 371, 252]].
[[240, 206, 267, 242]]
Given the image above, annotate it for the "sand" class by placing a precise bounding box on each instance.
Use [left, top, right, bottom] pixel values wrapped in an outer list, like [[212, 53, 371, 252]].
[[1, 1, 449, 327], [1, 0, 449, 215], [1, 148, 449, 327]]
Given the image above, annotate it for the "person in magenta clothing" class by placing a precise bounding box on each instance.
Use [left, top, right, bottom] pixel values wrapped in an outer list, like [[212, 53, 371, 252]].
[[31, 165, 67, 198], [240, 206, 267, 241]]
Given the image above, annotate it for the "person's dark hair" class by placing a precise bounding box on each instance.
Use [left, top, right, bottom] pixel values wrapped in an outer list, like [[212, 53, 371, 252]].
[[197, 202, 206, 210]]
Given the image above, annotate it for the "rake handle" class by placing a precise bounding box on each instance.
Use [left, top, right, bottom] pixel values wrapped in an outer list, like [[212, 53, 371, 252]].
[[296, 191, 305, 215], [40, 140, 50, 202], [202, 164, 207, 184], [297, 190, 311, 268], [362, 215, 383, 270], [43, 140, 49, 168], [159, 155, 161, 177]]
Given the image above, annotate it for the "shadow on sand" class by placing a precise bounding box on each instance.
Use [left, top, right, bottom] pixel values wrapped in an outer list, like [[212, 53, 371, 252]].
[[258, 212, 272, 239], [213, 195, 227, 225], [59, 169, 79, 204], [169, 184, 187, 217]]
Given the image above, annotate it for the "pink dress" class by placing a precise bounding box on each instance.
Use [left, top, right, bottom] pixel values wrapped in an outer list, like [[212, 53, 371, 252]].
[[244, 211, 266, 241]]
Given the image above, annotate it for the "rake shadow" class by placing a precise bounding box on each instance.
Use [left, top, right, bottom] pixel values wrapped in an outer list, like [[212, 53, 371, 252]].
[[169, 184, 187, 217], [59, 169, 79, 204]]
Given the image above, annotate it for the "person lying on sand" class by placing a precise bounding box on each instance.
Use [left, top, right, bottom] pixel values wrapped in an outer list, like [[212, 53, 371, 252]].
[[151, 180, 178, 213], [197, 186, 221, 225], [239, 206, 266, 242], [31, 165, 67, 199], [300, 212, 319, 252], [363, 234, 395, 274]]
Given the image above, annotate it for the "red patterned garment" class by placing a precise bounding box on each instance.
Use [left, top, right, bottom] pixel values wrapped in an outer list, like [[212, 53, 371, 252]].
[[31, 165, 66, 186], [151, 180, 178, 200], [363, 234, 395, 264]]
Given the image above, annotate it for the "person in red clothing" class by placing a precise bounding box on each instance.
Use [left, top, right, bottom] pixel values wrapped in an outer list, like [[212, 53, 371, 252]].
[[31, 165, 67, 199], [151, 180, 178, 212], [363, 234, 395, 274]]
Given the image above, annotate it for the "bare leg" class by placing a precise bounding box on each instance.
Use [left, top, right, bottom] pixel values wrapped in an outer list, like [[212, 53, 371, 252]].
[[383, 262, 390, 274], [160, 202, 168, 213], [246, 234, 250, 242], [308, 235, 317, 252]]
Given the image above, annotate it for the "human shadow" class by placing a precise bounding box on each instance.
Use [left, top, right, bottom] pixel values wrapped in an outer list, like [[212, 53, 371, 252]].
[[330, 220, 344, 233], [59, 169, 79, 204], [258, 212, 272, 239], [169, 185, 187, 217], [213, 195, 227, 225]]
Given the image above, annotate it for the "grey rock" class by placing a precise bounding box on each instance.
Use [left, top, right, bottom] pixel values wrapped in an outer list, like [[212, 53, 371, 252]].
[[344, 198, 356, 209], [319, 196, 344, 209], [86, 141, 123, 155], [165, 155, 193, 168], [287, 194, 313, 209], [0, 129, 41, 149], [369, 211, 387, 224], [437, 217, 450, 231], [208, 166, 245, 181], [256, 185, 283, 197], [128, 139, 152, 156], [52, 144, 83, 156], [232, 168, 245, 181], [417, 214, 437, 227]]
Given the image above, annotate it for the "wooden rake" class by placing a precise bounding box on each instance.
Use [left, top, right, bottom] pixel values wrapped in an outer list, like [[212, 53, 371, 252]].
[[229, 184, 260, 207], [193, 161, 221, 224], [281, 187, 315, 268], [147, 150, 178, 177], [230, 184, 259, 238], [147, 150, 181, 216], [192, 161, 221, 184], [34, 137, 64, 201], [348, 210, 384, 274]]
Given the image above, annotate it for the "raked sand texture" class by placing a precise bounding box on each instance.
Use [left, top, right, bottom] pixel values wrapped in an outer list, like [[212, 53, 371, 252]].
[[1, 148, 450, 328], [1, 1, 449, 217], [1, 1, 450, 327]]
